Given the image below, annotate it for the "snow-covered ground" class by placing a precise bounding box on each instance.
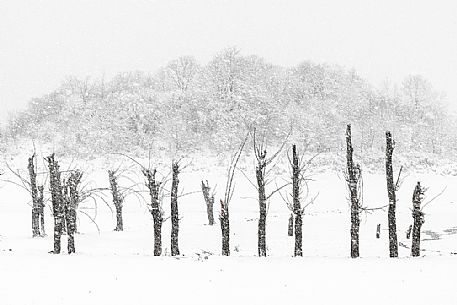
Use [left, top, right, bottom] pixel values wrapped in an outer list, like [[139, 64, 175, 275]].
[[1, 154, 457, 304]]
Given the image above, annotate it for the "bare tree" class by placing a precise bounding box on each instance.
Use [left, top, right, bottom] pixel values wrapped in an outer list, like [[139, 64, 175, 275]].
[[4, 155, 46, 237], [279, 144, 319, 256], [27, 154, 41, 237], [118, 152, 169, 256], [201, 180, 215, 225], [65, 170, 82, 254], [344, 125, 387, 257], [166, 56, 199, 93], [37, 185, 45, 236], [170, 161, 180, 256], [108, 170, 124, 231], [346, 125, 361, 258], [291, 144, 303, 256], [411, 182, 425, 257], [219, 136, 247, 256], [386, 131, 398, 257], [143, 168, 165, 256], [252, 129, 288, 257], [46, 153, 64, 254]]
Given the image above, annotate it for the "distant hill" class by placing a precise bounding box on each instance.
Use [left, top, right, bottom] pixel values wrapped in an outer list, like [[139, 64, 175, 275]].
[[2, 48, 454, 159]]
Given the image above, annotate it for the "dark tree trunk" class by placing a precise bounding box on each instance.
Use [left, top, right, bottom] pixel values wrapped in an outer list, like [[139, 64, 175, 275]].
[[220, 200, 230, 256], [108, 170, 124, 231], [143, 168, 163, 256], [288, 213, 294, 236], [170, 162, 180, 256], [201, 180, 215, 225], [346, 125, 360, 258], [37, 185, 45, 236], [255, 153, 267, 257], [292, 144, 303, 257], [385, 131, 398, 257], [28, 155, 40, 237], [411, 182, 424, 257], [406, 225, 412, 239], [46, 154, 64, 254], [66, 170, 82, 254]]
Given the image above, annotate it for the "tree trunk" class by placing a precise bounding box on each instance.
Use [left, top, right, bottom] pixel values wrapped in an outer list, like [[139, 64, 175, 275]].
[[220, 200, 230, 256], [411, 182, 424, 257], [143, 168, 163, 256], [66, 170, 82, 254], [108, 170, 124, 231], [256, 156, 267, 257], [38, 185, 45, 236], [292, 144, 303, 257], [170, 162, 180, 256], [201, 180, 215, 225], [385, 131, 398, 257], [406, 225, 412, 239], [288, 213, 294, 236], [346, 125, 360, 258], [27, 155, 40, 237], [46, 154, 64, 254]]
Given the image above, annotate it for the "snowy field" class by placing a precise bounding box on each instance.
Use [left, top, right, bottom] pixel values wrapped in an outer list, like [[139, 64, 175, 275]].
[[1, 155, 457, 305]]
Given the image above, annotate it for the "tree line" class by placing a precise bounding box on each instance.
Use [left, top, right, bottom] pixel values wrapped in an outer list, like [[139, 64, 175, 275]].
[[1, 48, 453, 161]]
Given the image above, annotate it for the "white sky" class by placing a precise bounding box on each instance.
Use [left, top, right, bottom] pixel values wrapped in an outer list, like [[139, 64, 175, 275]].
[[1, 0, 457, 123]]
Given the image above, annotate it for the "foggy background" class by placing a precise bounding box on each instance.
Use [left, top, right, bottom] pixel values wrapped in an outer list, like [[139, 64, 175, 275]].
[[1, 0, 456, 124]]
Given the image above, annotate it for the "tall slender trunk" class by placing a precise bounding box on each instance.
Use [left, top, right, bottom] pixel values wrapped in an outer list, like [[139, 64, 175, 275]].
[[143, 168, 163, 256], [386, 131, 398, 257], [28, 155, 40, 237], [292, 144, 303, 257], [108, 170, 124, 231], [411, 182, 424, 257], [220, 200, 230, 256], [66, 170, 82, 254], [346, 125, 360, 258], [256, 158, 267, 257], [38, 185, 45, 236], [201, 180, 215, 225], [46, 154, 64, 254], [170, 162, 180, 256]]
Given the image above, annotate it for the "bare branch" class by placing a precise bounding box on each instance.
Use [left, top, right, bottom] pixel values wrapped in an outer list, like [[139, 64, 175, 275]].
[[422, 186, 447, 210]]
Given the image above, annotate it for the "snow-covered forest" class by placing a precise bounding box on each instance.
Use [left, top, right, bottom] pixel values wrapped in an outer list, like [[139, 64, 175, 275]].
[[2, 47, 453, 162]]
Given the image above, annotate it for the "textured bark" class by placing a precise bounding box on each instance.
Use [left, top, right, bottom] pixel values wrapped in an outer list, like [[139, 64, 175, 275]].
[[288, 213, 294, 236], [255, 151, 267, 256], [201, 180, 215, 225], [66, 170, 82, 254], [292, 144, 303, 256], [411, 182, 425, 257], [37, 185, 45, 236], [406, 225, 412, 239], [143, 168, 163, 256], [346, 125, 360, 258], [28, 155, 41, 237], [220, 200, 230, 256], [108, 170, 124, 231], [255, 153, 267, 257], [385, 131, 398, 257], [170, 162, 180, 256], [46, 154, 64, 254]]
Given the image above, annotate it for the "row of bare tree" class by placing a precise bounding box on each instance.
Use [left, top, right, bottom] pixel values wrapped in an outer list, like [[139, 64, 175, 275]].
[[346, 124, 427, 258], [7, 126, 433, 257]]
